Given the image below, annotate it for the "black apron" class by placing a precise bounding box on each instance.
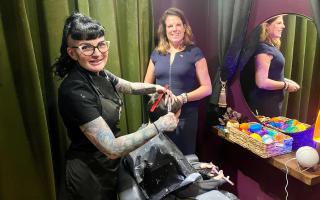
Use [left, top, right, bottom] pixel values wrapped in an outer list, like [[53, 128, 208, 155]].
[[65, 69, 123, 200]]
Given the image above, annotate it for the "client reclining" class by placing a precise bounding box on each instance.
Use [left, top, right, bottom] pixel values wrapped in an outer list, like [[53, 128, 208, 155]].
[[118, 94, 238, 200]]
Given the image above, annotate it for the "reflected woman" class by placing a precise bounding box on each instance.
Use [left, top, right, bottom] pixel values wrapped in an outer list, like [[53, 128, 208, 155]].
[[247, 15, 300, 117]]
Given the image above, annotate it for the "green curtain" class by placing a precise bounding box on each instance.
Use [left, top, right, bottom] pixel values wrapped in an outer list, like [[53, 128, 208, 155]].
[[281, 15, 320, 124], [0, 0, 153, 199], [309, 0, 320, 124]]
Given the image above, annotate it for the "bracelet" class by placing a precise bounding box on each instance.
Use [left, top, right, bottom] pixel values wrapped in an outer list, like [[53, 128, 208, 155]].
[[282, 81, 287, 90], [284, 82, 289, 91], [152, 123, 159, 134], [180, 93, 188, 104], [282, 81, 289, 91]]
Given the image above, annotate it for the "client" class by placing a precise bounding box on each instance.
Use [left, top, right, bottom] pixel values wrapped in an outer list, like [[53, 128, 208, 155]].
[[118, 93, 238, 200]]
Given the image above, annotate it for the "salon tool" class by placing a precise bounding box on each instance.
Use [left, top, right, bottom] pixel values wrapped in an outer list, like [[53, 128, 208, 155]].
[[167, 97, 172, 112], [150, 85, 168, 112], [210, 162, 234, 186]]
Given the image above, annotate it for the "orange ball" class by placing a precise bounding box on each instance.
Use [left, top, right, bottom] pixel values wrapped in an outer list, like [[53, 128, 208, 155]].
[[240, 123, 249, 130], [292, 119, 299, 126], [274, 133, 284, 142]]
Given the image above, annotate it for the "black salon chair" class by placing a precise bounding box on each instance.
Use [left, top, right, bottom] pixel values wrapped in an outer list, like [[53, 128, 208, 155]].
[[117, 154, 235, 200]]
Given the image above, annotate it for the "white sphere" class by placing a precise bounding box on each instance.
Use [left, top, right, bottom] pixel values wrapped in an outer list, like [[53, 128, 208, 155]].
[[296, 146, 319, 168]]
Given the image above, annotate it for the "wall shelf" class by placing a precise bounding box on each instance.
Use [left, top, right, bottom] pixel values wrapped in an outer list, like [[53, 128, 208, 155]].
[[212, 126, 320, 186]]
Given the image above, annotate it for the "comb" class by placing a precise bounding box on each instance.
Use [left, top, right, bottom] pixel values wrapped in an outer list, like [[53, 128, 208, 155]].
[[150, 84, 168, 112]]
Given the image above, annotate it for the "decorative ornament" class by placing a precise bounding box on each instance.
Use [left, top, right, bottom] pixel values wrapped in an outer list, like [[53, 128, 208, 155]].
[[218, 78, 227, 108]]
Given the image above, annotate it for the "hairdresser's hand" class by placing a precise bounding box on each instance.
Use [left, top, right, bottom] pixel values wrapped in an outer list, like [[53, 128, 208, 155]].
[[164, 89, 178, 106], [153, 112, 179, 132], [155, 84, 167, 94]]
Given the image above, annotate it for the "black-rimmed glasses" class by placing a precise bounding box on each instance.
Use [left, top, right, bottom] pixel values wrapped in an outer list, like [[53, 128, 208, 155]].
[[72, 41, 110, 56]]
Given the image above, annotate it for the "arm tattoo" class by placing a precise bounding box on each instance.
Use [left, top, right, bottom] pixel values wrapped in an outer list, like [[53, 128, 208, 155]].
[[80, 117, 158, 159], [116, 78, 156, 95]]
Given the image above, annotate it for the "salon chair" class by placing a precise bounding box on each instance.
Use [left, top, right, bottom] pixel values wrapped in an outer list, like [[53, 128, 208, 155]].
[[118, 97, 237, 199], [117, 154, 233, 200]]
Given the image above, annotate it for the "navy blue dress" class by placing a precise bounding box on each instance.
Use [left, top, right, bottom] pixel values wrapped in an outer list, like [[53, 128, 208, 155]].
[[150, 45, 204, 154], [248, 42, 285, 117]]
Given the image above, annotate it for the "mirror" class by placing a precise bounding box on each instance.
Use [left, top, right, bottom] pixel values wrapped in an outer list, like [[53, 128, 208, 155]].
[[239, 14, 320, 125]]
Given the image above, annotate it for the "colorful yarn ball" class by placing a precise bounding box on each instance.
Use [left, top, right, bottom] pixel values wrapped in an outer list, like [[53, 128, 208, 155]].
[[271, 117, 283, 122], [274, 133, 284, 142], [250, 133, 262, 141], [240, 123, 249, 131], [266, 129, 278, 137], [256, 129, 267, 136], [262, 134, 274, 144], [296, 123, 307, 131], [269, 121, 282, 128], [292, 119, 299, 126], [285, 126, 298, 133], [249, 123, 262, 132]]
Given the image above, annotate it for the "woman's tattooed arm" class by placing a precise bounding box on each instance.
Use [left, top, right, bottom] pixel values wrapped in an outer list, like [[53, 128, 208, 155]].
[[80, 112, 178, 159], [80, 117, 158, 159], [115, 78, 158, 94]]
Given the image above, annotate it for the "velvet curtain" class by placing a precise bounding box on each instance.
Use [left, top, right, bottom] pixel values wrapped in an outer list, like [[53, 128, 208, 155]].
[[209, 0, 252, 105], [0, 0, 153, 199], [281, 15, 320, 124]]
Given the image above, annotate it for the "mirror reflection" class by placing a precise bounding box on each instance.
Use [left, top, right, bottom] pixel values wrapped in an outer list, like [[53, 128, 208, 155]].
[[240, 14, 320, 125]]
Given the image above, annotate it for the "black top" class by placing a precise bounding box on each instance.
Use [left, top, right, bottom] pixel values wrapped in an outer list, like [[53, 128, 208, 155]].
[[58, 65, 122, 152]]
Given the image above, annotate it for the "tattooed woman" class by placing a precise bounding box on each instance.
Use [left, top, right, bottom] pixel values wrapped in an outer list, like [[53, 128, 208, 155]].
[[53, 12, 179, 200]]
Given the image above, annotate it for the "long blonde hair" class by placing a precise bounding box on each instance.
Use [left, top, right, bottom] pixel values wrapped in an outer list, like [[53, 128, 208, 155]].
[[260, 15, 284, 49], [156, 7, 194, 54]]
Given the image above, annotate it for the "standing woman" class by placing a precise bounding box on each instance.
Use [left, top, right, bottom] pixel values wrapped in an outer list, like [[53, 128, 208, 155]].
[[144, 8, 212, 155], [248, 15, 300, 117], [53, 12, 179, 200]]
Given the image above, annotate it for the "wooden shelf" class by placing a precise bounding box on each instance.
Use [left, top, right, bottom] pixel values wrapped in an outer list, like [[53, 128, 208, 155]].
[[268, 152, 320, 186], [212, 126, 320, 186]]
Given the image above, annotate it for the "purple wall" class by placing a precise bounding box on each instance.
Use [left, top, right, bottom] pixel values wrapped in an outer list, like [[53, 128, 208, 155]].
[[248, 0, 312, 34], [152, 0, 320, 199], [152, 0, 219, 77]]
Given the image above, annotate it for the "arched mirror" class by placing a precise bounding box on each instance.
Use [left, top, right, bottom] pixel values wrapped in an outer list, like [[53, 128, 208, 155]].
[[239, 14, 320, 126]]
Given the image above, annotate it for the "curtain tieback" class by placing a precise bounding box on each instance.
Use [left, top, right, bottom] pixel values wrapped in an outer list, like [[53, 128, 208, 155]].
[[218, 78, 227, 108]]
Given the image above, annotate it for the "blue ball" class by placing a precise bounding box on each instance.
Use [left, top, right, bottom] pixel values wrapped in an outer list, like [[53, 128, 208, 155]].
[[249, 123, 262, 132]]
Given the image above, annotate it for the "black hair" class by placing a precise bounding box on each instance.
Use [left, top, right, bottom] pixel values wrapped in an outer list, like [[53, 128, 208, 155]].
[[147, 94, 182, 123], [53, 12, 105, 78]]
